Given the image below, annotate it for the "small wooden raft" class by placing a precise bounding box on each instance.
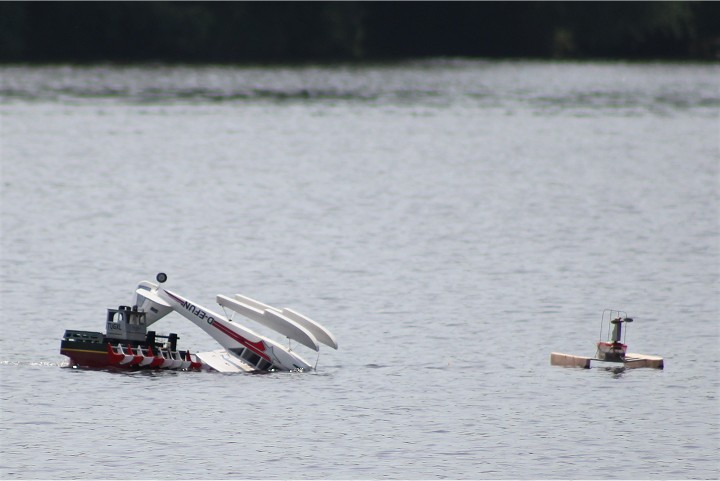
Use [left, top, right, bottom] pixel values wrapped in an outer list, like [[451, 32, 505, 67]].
[[551, 352, 664, 369]]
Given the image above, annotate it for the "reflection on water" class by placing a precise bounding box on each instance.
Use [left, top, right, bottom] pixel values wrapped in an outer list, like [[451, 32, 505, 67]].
[[601, 366, 627, 378], [1, 61, 718, 115]]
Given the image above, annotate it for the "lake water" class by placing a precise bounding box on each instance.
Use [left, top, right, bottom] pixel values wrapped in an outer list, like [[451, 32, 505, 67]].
[[1, 60, 718, 479]]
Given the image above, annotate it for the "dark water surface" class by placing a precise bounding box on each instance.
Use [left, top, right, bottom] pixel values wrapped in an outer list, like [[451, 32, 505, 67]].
[[1, 61, 718, 479]]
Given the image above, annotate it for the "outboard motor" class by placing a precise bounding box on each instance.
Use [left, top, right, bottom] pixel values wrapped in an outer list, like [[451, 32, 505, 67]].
[[611, 317, 633, 344]]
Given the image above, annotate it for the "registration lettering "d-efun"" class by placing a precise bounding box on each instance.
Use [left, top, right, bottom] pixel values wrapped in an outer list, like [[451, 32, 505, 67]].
[[179, 299, 215, 324]]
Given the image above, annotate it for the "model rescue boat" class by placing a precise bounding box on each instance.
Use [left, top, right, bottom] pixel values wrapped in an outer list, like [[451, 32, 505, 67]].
[[550, 309, 664, 369], [61, 273, 338, 373], [60, 305, 202, 371]]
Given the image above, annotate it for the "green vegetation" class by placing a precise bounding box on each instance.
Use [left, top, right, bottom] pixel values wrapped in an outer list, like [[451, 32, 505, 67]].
[[1, 2, 718, 63]]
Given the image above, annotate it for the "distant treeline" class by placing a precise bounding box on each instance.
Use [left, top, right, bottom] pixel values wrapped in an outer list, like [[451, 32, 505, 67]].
[[1, 2, 718, 63]]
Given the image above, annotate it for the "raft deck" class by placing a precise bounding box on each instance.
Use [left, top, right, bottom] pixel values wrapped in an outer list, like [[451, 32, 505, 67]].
[[550, 352, 664, 369]]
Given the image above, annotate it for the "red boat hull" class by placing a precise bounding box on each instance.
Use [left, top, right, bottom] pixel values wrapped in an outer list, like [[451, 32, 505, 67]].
[[61, 343, 202, 371]]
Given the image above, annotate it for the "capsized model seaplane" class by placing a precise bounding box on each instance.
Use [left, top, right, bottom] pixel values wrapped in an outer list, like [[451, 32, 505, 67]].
[[60, 273, 338, 373], [550, 309, 663, 369]]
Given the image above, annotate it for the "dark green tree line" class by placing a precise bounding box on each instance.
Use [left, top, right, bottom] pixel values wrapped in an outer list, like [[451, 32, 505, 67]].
[[1, 2, 717, 63]]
